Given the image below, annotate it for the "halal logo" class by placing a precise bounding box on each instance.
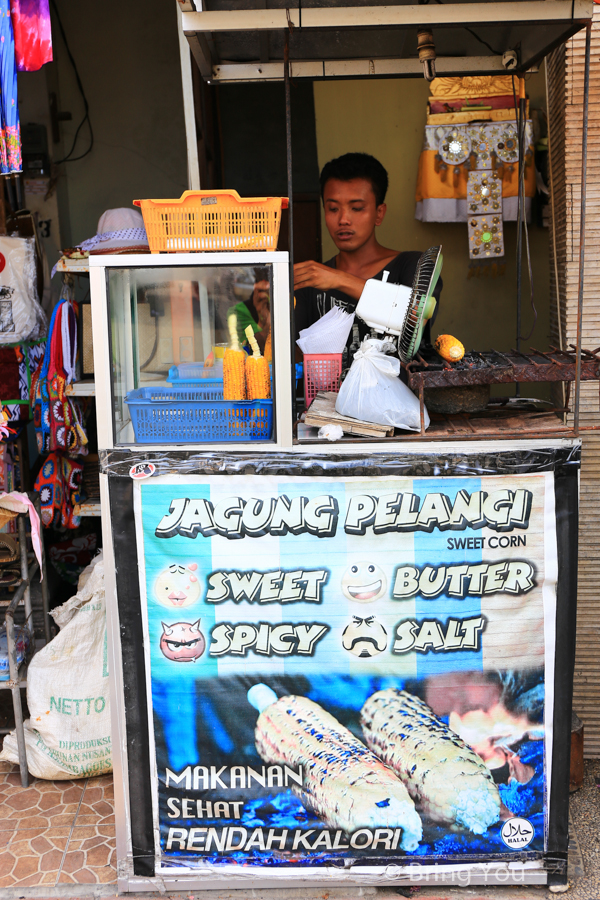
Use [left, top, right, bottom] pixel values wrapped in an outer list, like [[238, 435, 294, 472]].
[[500, 817, 535, 849]]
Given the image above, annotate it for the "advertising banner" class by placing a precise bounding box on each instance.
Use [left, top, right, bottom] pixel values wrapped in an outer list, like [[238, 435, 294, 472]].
[[134, 471, 557, 872]]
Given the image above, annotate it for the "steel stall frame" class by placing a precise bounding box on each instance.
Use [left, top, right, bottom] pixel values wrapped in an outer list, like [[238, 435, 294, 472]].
[[97, 2, 593, 887]]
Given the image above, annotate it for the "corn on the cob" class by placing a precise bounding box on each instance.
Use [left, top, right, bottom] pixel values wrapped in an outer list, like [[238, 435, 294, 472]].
[[434, 334, 465, 363], [248, 684, 422, 850], [360, 690, 500, 835], [245, 325, 271, 400], [223, 312, 246, 401], [263, 330, 272, 363]]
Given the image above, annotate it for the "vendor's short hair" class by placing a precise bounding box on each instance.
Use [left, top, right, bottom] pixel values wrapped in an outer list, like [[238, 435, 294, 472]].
[[253, 266, 269, 282], [320, 153, 389, 206]]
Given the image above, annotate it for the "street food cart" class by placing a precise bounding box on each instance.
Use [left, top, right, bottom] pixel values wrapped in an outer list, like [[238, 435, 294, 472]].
[[91, 0, 595, 891]]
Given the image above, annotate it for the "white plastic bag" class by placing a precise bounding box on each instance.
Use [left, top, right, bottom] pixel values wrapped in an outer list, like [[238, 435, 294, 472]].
[[335, 338, 429, 431], [0, 553, 112, 779]]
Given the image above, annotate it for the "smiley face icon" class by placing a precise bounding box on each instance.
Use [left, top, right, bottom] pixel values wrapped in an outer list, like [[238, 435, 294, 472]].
[[341, 562, 387, 603]]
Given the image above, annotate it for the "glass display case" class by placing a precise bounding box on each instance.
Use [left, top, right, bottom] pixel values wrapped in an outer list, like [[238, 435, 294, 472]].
[[89, 253, 292, 449]]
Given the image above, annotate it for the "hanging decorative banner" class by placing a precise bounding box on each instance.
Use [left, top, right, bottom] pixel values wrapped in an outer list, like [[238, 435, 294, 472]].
[[415, 119, 535, 226], [135, 472, 557, 876], [467, 169, 503, 215], [467, 212, 505, 260]]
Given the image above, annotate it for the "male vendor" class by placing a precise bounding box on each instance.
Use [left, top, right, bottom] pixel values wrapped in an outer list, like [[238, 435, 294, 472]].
[[294, 152, 441, 367]]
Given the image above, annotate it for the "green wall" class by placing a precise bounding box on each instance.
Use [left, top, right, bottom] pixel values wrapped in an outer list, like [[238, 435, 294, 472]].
[[313, 73, 550, 361]]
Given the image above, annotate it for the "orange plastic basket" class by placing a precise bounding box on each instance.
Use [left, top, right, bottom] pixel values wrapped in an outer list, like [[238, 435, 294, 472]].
[[134, 190, 289, 253]]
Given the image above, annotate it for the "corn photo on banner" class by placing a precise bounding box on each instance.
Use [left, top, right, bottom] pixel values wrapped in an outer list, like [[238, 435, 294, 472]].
[[134, 473, 556, 870]]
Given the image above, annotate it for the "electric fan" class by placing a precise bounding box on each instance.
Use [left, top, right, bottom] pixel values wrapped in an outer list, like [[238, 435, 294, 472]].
[[354, 245, 443, 362]]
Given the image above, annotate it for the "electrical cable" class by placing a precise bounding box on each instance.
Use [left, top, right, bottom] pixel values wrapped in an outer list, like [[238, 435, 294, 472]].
[[140, 317, 159, 371], [511, 75, 537, 343], [433, 0, 503, 55], [464, 26, 503, 56], [49, 0, 94, 164]]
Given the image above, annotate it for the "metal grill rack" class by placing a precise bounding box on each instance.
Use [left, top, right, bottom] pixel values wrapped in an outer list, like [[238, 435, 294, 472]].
[[404, 346, 600, 436]]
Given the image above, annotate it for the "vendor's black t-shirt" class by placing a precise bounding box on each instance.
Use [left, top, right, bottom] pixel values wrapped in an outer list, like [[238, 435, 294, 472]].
[[295, 251, 442, 369]]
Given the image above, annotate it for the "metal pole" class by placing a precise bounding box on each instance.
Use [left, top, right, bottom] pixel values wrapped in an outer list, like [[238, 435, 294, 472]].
[[18, 514, 31, 630], [515, 79, 526, 396], [284, 30, 296, 421], [34, 494, 51, 643], [545, 59, 566, 417], [177, 1, 201, 190], [574, 21, 591, 435]]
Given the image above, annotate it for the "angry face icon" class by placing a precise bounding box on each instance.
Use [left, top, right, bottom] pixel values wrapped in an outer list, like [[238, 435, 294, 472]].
[[160, 620, 206, 662], [342, 616, 388, 658], [155, 563, 200, 608], [341, 562, 387, 603]]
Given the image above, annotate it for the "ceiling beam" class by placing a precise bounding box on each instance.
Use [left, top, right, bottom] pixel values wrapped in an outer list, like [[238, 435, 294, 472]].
[[186, 32, 213, 80], [209, 55, 523, 82], [182, 1, 592, 33]]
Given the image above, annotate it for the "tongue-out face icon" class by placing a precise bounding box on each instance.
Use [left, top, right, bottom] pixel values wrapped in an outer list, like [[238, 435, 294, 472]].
[[341, 562, 387, 603]]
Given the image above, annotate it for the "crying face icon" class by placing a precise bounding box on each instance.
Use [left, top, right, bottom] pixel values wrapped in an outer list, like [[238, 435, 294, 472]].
[[341, 562, 387, 603]]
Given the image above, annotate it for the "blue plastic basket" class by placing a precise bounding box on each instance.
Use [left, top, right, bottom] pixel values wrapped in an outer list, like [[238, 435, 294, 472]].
[[168, 364, 224, 390], [125, 387, 273, 443]]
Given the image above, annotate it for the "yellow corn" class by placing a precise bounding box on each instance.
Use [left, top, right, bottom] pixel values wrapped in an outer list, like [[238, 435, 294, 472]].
[[223, 313, 246, 400], [434, 334, 465, 362], [245, 325, 271, 400], [246, 356, 270, 400], [223, 349, 246, 400], [264, 331, 272, 363]]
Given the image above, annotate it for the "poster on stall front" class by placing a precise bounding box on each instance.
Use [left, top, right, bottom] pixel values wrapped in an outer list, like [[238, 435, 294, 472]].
[[134, 472, 557, 871]]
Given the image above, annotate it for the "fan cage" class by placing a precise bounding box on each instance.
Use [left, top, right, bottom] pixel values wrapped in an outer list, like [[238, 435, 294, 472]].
[[399, 246, 442, 363]]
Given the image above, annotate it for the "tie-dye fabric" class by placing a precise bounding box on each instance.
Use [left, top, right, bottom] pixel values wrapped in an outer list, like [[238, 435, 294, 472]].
[[10, 0, 52, 72]]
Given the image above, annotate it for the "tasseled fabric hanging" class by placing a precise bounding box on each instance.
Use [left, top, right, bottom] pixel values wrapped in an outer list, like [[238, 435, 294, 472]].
[[32, 279, 87, 529], [31, 277, 88, 458]]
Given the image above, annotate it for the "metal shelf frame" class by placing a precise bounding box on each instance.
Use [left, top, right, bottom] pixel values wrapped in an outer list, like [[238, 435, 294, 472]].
[[0, 495, 50, 787], [181, 0, 593, 83]]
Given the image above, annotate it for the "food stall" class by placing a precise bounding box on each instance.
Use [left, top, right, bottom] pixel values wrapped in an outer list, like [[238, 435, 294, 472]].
[[90, 1, 595, 892]]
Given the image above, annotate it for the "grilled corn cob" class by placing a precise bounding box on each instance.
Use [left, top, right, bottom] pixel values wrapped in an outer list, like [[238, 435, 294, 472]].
[[434, 334, 465, 362], [224, 312, 246, 401], [245, 325, 271, 400], [248, 684, 422, 850], [361, 690, 500, 835]]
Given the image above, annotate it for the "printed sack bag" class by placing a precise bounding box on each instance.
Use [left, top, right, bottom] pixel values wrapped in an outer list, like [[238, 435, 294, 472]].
[[0, 236, 46, 342], [0, 553, 111, 778]]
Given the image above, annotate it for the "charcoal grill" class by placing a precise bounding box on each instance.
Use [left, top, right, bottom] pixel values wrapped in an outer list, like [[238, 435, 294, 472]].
[[404, 345, 600, 436]]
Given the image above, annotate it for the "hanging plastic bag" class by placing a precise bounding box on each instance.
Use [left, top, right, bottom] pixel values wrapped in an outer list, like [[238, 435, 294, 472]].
[[335, 338, 429, 431]]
